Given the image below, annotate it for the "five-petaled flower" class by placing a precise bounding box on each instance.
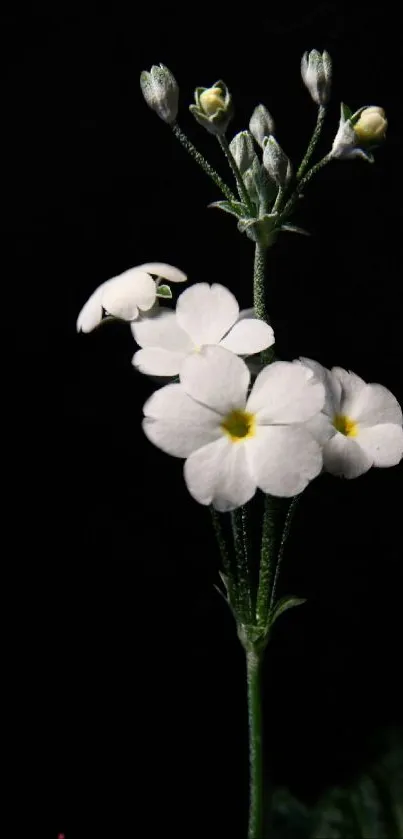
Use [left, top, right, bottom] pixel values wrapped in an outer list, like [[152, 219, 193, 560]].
[[131, 283, 274, 377], [142, 345, 325, 511], [298, 359, 403, 478], [76, 263, 187, 333]]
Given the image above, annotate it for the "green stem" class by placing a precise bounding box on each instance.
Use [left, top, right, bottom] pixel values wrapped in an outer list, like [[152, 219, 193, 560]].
[[171, 122, 236, 203], [231, 508, 252, 623], [279, 153, 332, 223], [272, 186, 284, 215], [218, 135, 255, 214], [256, 495, 276, 627], [297, 105, 327, 181], [210, 507, 231, 576], [253, 243, 275, 365], [246, 649, 264, 839], [269, 495, 300, 611]]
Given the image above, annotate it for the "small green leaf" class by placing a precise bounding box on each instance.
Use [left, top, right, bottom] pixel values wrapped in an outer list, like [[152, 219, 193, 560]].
[[208, 199, 247, 218], [156, 284, 172, 299], [270, 596, 307, 626], [280, 224, 311, 236]]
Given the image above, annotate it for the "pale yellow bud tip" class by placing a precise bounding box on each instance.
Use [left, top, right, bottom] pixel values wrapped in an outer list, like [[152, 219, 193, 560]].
[[199, 87, 225, 116], [354, 107, 387, 143]]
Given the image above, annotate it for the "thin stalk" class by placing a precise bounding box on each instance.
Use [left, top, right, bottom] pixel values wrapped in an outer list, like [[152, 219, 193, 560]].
[[246, 649, 264, 839], [279, 153, 332, 223], [297, 105, 327, 180], [231, 508, 252, 624], [269, 495, 300, 612], [171, 122, 237, 203]]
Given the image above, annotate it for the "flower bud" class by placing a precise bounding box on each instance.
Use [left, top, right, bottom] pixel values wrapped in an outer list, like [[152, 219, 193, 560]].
[[229, 131, 257, 174], [140, 64, 179, 124], [331, 103, 387, 162], [262, 136, 292, 187], [189, 81, 233, 136], [353, 106, 387, 143], [301, 49, 332, 105], [249, 104, 275, 148]]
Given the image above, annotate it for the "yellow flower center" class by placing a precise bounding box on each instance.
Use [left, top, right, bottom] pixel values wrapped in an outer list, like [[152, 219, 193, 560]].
[[221, 409, 256, 442], [333, 413, 358, 437], [199, 88, 225, 116]]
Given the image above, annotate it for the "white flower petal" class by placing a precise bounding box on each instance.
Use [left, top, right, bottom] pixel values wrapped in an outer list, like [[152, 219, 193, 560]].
[[247, 361, 324, 424], [357, 424, 403, 467], [131, 309, 194, 352], [348, 383, 403, 427], [219, 318, 275, 354], [247, 425, 323, 496], [184, 437, 256, 511], [136, 262, 187, 283], [298, 357, 342, 416], [133, 347, 186, 376], [143, 383, 221, 457], [180, 345, 250, 415], [176, 283, 239, 345], [331, 367, 366, 415], [304, 413, 336, 445], [76, 279, 115, 333], [102, 269, 156, 320], [323, 433, 372, 478]]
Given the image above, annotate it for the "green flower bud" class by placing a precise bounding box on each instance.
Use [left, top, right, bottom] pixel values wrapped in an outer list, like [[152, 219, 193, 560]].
[[249, 104, 275, 148], [229, 131, 257, 174], [262, 136, 292, 187], [301, 49, 332, 105], [140, 64, 179, 124], [189, 80, 233, 136]]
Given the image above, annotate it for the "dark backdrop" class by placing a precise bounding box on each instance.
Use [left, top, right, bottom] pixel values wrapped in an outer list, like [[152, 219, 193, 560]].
[[3, 5, 402, 838]]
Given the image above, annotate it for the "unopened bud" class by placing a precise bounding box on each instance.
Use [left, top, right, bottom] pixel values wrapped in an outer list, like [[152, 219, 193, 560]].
[[301, 49, 332, 105], [249, 104, 275, 148], [140, 64, 179, 124], [262, 136, 292, 187]]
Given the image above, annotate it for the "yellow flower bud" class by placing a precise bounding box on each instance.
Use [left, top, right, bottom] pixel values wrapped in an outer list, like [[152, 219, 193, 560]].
[[199, 87, 226, 116], [354, 107, 387, 143]]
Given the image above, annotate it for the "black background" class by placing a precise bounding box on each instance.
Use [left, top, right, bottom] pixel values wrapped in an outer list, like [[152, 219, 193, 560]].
[[3, 4, 402, 838]]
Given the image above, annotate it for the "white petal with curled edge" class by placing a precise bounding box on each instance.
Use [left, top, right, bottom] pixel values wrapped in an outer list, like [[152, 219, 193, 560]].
[[331, 367, 366, 415], [136, 262, 187, 283], [298, 357, 342, 417], [304, 413, 336, 446], [323, 433, 372, 478], [247, 425, 323, 496], [133, 347, 187, 376], [76, 279, 115, 333], [184, 436, 256, 511], [247, 361, 324, 424], [131, 309, 194, 352], [357, 424, 403, 467], [219, 318, 275, 354], [102, 269, 156, 320], [142, 383, 221, 457], [176, 283, 239, 345], [180, 345, 250, 415], [348, 383, 403, 427]]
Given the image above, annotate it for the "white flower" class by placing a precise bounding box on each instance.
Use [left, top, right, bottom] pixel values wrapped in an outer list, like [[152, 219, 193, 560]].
[[142, 345, 324, 511], [131, 283, 275, 377], [76, 263, 187, 333], [298, 358, 403, 478], [140, 64, 179, 124]]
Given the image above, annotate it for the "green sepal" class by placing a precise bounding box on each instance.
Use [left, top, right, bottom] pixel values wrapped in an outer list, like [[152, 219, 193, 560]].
[[341, 102, 353, 121], [156, 284, 172, 299], [237, 213, 279, 247], [280, 224, 311, 236]]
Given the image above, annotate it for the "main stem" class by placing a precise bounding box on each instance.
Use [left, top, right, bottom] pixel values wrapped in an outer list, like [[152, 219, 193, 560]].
[[247, 649, 264, 839]]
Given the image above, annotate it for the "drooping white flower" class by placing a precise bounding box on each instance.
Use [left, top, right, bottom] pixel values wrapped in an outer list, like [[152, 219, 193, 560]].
[[76, 263, 187, 333], [142, 345, 324, 511], [298, 358, 403, 478], [331, 104, 387, 163], [131, 283, 275, 377]]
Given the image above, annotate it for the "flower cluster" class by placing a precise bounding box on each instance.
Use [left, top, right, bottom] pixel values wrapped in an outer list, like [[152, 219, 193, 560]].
[[78, 272, 403, 510]]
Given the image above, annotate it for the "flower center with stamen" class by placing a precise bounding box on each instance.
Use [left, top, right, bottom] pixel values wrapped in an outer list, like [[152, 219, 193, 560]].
[[221, 409, 256, 442], [333, 413, 358, 437]]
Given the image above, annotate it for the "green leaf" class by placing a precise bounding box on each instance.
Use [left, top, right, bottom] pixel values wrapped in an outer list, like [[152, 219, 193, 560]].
[[280, 224, 311, 236], [270, 596, 307, 626], [208, 199, 247, 218], [156, 284, 172, 299]]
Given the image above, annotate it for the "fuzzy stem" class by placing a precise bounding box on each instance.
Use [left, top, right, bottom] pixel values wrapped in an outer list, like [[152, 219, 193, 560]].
[[217, 135, 255, 214], [171, 122, 237, 203], [297, 105, 327, 180]]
